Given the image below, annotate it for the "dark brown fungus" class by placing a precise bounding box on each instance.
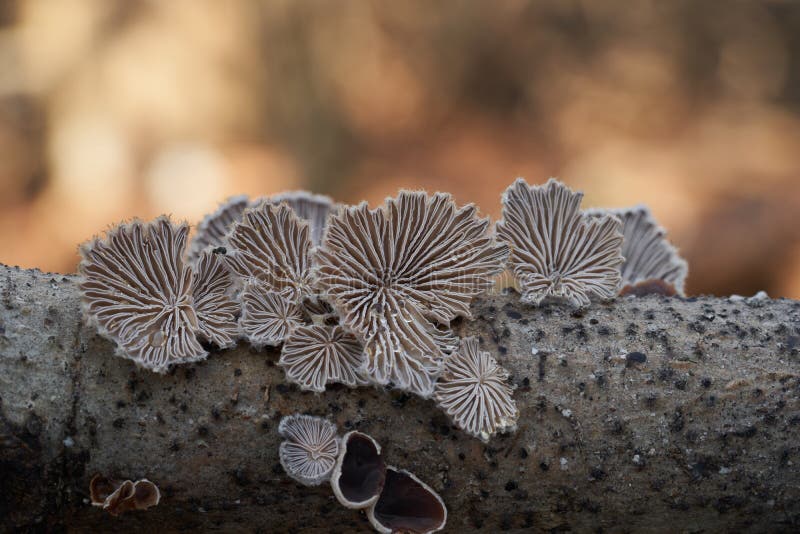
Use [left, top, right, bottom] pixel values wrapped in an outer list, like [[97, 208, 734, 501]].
[[367, 467, 447, 534], [89, 474, 161, 516], [331, 431, 386, 509]]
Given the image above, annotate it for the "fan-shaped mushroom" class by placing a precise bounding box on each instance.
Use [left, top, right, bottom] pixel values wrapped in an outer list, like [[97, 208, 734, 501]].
[[367, 467, 447, 534], [330, 431, 386, 509], [315, 191, 508, 397], [278, 414, 340, 486], [279, 325, 366, 392], [496, 178, 624, 307], [434, 336, 518, 442], [89, 475, 160, 516], [239, 283, 304, 348], [187, 195, 250, 263], [270, 190, 333, 246], [78, 217, 239, 372]]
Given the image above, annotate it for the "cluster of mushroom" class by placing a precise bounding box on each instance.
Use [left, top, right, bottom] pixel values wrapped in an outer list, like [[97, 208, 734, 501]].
[[78, 178, 687, 443], [278, 414, 447, 534]]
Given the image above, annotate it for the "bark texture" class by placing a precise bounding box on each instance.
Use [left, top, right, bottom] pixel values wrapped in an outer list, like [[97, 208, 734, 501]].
[[1, 264, 799, 533]]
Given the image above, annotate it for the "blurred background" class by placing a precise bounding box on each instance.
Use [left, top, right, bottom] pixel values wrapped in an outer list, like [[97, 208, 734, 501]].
[[0, 0, 799, 297]]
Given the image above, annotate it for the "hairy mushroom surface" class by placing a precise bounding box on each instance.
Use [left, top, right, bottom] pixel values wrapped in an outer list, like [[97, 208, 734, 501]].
[[588, 205, 688, 296], [434, 336, 518, 442], [330, 431, 386, 509], [78, 217, 238, 372], [496, 178, 624, 307], [367, 467, 447, 534], [315, 191, 508, 397], [279, 325, 366, 392], [187, 195, 250, 263], [278, 414, 340, 486], [239, 283, 304, 348]]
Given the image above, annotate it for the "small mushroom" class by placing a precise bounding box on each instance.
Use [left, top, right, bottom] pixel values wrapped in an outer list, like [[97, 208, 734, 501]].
[[278, 414, 339, 486], [239, 283, 304, 348], [330, 431, 386, 509], [187, 195, 250, 263], [496, 178, 624, 307], [366, 467, 447, 534], [89, 475, 160, 516], [78, 217, 239, 372], [434, 336, 518, 442], [587, 205, 688, 296], [315, 191, 507, 397], [279, 325, 367, 392], [270, 190, 333, 246]]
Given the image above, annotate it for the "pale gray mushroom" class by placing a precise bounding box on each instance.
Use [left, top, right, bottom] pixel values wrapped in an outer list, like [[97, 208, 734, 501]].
[[225, 201, 314, 303], [587, 205, 688, 296], [239, 283, 304, 348], [278, 414, 339, 486], [434, 336, 518, 442], [187, 195, 250, 263], [496, 178, 624, 307], [270, 190, 333, 246], [330, 431, 386, 509], [315, 191, 508, 397], [78, 217, 239, 373], [279, 325, 367, 392], [366, 466, 447, 534]]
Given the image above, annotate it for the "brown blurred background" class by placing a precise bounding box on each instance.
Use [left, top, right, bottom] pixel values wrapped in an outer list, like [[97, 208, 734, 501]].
[[0, 0, 799, 297]]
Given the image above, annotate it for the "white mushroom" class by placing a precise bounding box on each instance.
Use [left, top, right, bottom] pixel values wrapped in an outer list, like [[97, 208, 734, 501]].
[[279, 325, 366, 392], [434, 336, 518, 442], [239, 283, 304, 348], [496, 178, 624, 307], [187, 195, 250, 263], [315, 191, 508, 397], [278, 414, 340, 486]]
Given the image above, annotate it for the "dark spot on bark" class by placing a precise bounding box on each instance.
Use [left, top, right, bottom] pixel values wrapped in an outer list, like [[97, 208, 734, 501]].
[[706, 395, 717, 407], [589, 467, 606, 481], [701, 377, 712, 388], [674, 379, 687, 391], [231, 468, 250, 486], [272, 463, 283, 475], [713, 495, 745, 513], [458, 452, 465, 461], [275, 384, 291, 395], [115, 400, 126, 409], [391, 393, 411, 408], [506, 310, 521, 320], [539, 462, 549, 471], [198, 426, 209, 437], [169, 441, 180, 452], [498, 345, 507, 355], [260, 420, 270, 430], [537, 353, 547, 382], [357, 399, 366, 408], [644, 394, 658, 408], [689, 321, 706, 334], [626, 352, 647, 367], [514, 489, 529, 501], [211, 406, 220, 419], [112, 418, 125, 429], [733, 426, 757, 439], [598, 326, 611, 336], [626, 323, 638, 337], [669, 409, 684, 432], [519, 448, 528, 459], [179, 403, 188, 413], [156, 412, 165, 425], [589, 318, 599, 325], [504, 480, 518, 491], [234, 368, 242, 376]]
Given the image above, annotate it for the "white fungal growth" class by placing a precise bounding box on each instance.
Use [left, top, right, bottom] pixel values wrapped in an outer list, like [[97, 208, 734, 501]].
[[278, 414, 340, 486], [239, 283, 304, 348], [191, 250, 239, 349], [270, 190, 333, 246], [434, 337, 518, 442], [187, 195, 250, 263], [588, 205, 688, 295], [78, 217, 239, 373], [496, 178, 624, 307], [279, 325, 366, 392], [225, 201, 314, 303], [315, 191, 508, 397]]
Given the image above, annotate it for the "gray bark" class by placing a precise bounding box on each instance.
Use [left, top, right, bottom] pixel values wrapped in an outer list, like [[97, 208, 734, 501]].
[[1, 263, 799, 533]]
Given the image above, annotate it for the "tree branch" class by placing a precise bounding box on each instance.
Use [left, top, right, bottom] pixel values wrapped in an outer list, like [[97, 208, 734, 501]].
[[1, 264, 799, 532]]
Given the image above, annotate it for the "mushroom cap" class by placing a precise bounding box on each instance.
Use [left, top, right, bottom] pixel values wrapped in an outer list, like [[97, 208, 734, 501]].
[[239, 283, 304, 348], [587, 205, 688, 296], [225, 201, 314, 304], [191, 249, 239, 349], [496, 178, 624, 307], [434, 336, 518, 442], [278, 414, 340, 486], [366, 466, 447, 534], [78, 217, 208, 372], [279, 324, 367, 392], [187, 195, 250, 263], [89, 475, 161, 516], [269, 190, 334, 246], [330, 431, 386, 509], [315, 191, 507, 397]]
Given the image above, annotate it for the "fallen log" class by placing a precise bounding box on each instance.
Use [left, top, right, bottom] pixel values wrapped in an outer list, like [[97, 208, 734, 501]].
[[1, 264, 798, 532]]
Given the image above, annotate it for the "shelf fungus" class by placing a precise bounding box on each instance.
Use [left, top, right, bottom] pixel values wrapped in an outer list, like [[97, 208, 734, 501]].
[[78, 217, 239, 373], [187, 195, 250, 263], [434, 337, 518, 442], [331, 431, 386, 509], [315, 191, 508, 397], [496, 178, 624, 307], [366, 467, 447, 534], [89, 475, 161, 516], [588, 205, 688, 296], [279, 325, 367, 392], [278, 414, 340, 486]]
